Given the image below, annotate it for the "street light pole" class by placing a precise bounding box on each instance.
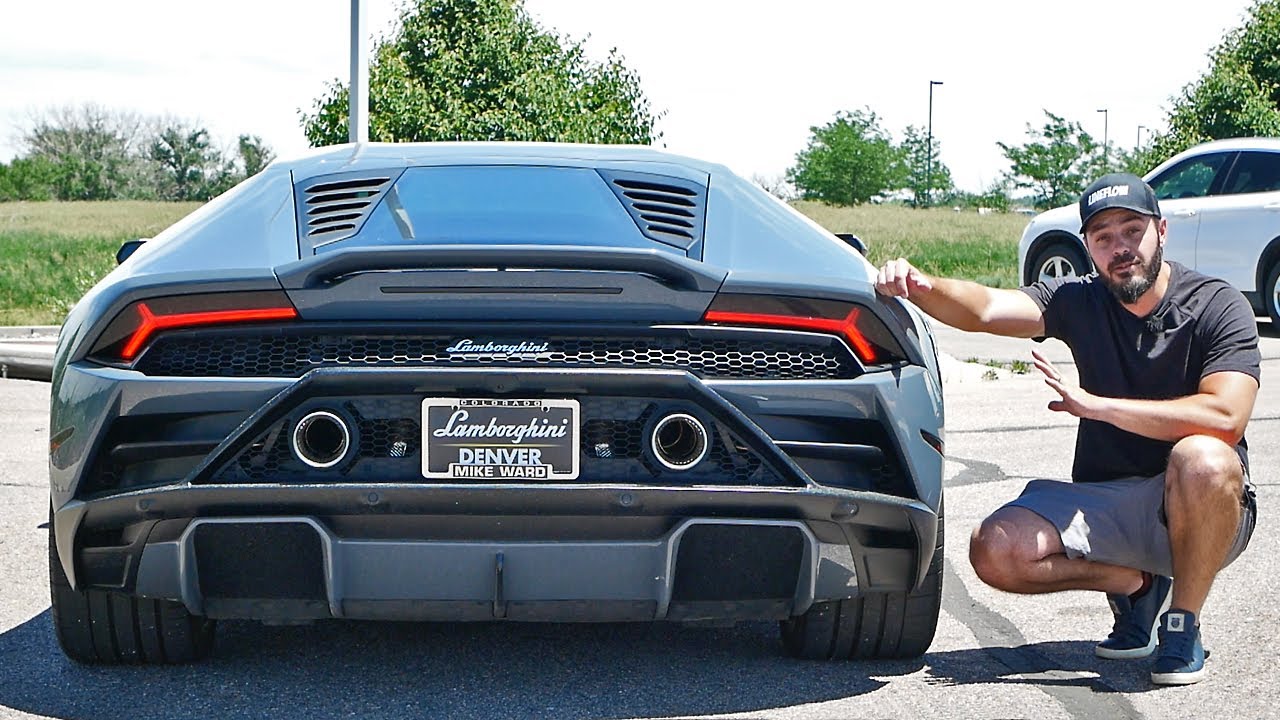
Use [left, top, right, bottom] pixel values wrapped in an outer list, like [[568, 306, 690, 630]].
[[349, 0, 369, 144], [926, 80, 943, 207], [1096, 108, 1109, 170], [1136, 124, 1146, 150]]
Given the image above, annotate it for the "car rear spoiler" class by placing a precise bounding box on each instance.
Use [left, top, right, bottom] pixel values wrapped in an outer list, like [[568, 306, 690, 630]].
[[275, 245, 728, 293]]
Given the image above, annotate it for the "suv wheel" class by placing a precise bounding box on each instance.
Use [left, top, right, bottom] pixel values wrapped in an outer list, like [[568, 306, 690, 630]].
[[49, 514, 215, 664], [1265, 262, 1280, 327], [779, 506, 943, 660], [1029, 239, 1090, 283]]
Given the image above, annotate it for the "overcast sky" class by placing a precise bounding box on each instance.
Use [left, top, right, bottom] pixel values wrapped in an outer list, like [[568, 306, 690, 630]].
[[0, 0, 1258, 192]]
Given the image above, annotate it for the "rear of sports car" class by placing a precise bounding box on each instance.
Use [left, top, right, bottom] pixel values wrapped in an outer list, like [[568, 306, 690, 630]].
[[48, 143, 944, 664]]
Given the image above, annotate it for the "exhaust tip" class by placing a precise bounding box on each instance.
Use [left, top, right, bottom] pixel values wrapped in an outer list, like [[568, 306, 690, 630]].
[[291, 410, 351, 469], [651, 413, 709, 471]]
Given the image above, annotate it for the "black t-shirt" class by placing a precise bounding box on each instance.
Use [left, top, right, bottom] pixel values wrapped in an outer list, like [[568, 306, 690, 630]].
[[1020, 261, 1261, 483]]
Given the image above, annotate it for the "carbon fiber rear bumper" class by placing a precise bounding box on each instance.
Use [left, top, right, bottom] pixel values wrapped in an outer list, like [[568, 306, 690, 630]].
[[54, 482, 937, 620]]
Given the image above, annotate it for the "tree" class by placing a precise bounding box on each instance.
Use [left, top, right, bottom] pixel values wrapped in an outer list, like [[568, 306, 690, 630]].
[[6, 104, 273, 201], [899, 124, 952, 207], [0, 156, 57, 201], [1157, 0, 1280, 157], [236, 135, 275, 177], [750, 172, 794, 201], [147, 123, 234, 201], [21, 104, 149, 200], [1115, 143, 1165, 177], [787, 108, 905, 206], [998, 111, 1100, 209], [301, 0, 659, 146]]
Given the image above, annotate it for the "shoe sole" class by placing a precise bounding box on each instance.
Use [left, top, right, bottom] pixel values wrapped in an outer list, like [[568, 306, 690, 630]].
[[1151, 667, 1206, 685], [1095, 583, 1173, 660], [1095, 638, 1156, 659]]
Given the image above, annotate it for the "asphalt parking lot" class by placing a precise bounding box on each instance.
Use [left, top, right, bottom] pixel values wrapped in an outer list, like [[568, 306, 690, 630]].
[[0, 323, 1275, 719]]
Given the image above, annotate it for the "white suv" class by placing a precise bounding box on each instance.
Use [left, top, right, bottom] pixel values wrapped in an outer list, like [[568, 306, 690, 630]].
[[1017, 137, 1280, 323]]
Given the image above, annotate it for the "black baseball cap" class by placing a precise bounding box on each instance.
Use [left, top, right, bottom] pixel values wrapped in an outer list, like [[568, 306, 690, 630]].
[[1078, 172, 1161, 233]]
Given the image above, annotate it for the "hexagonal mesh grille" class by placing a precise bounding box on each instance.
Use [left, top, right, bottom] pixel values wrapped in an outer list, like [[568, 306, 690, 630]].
[[207, 396, 794, 487], [134, 331, 857, 380]]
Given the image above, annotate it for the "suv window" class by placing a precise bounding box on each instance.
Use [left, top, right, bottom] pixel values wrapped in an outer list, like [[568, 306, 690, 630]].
[[1148, 152, 1232, 200], [1222, 151, 1280, 195]]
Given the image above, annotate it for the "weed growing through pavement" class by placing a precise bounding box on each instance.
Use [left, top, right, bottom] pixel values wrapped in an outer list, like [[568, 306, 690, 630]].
[[962, 357, 1036, 380]]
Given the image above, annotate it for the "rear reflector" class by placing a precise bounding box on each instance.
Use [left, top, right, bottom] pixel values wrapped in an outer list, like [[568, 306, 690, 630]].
[[921, 429, 945, 456], [702, 294, 906, 365], [90, 291, 298, 363]]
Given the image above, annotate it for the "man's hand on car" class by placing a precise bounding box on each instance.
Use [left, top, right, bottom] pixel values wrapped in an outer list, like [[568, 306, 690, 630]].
[[875, 258, 933, 298]]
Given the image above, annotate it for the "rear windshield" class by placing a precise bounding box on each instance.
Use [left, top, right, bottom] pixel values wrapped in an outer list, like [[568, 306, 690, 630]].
[[314, 165, 670, 254]]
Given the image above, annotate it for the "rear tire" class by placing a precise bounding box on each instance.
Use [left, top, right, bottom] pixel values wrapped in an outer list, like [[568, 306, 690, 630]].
[[1028, 239, 1091, 283], [48, 513, 215, 664], [779, 505, 943, 660]]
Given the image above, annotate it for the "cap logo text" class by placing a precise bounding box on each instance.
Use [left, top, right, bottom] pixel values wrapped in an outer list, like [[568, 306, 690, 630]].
[[1088, 184, 1130, 206]]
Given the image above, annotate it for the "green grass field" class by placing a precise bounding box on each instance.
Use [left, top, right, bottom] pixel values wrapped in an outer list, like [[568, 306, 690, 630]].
[[794, 201, 1027, 288], [0, 202, 199, 325], [0, 200, 1029, 326]]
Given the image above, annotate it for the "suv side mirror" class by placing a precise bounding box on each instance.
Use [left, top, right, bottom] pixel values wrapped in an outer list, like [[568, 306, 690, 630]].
[[116, 238, 148, 264], [834, 233, 867, 255]]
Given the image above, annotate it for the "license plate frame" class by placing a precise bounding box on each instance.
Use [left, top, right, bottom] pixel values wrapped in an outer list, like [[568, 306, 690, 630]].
[[421, 398, 580, 480]]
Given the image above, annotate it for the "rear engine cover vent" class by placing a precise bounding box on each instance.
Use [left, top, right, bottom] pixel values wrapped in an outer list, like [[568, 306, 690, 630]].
[[599, 169, 707, 252], [295, 170, 403, 250]]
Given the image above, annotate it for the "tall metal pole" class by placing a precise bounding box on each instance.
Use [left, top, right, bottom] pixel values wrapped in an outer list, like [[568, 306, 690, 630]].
[[1097, 108, 1108, 170], [1136, 124, 1146, 150], [926, 80, 943, 207], [349, 0, 369, 144]]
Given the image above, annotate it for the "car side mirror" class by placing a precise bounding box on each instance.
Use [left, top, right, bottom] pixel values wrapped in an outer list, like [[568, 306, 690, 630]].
[[116, 238, 148, 265], [835, 233, 867, 255]]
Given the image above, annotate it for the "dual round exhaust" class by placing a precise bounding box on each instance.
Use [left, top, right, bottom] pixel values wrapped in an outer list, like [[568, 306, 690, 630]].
[[291, 410, 351, 469], [650, 412, 710, 471], [288, 407, 711, 473]]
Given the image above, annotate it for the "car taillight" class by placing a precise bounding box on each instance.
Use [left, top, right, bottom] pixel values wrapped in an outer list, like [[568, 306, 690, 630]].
[[702, 294, 906, 366], [89, 291, 298, 363]]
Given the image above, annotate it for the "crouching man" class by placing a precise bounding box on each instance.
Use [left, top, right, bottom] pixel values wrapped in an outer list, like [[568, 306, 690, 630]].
[[874, 173, 1259, 685]]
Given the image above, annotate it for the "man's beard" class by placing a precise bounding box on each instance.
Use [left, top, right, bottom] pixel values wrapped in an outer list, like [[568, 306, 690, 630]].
[[1102, 243, 1163, 304]]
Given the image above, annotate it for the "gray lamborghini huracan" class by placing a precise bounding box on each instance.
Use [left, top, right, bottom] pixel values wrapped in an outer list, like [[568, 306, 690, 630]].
[[48, 142, 945, 663]]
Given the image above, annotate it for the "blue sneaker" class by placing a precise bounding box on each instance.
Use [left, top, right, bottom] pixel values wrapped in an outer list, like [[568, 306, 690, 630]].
[[1095, 574, 1172, 659], [1151, 609, 1207, 685]]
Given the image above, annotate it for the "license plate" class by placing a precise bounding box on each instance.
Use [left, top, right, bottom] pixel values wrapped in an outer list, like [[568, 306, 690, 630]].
[[421, 398, 579, 480]]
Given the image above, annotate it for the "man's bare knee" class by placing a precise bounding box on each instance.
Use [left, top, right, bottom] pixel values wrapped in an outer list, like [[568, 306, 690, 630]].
[[1167, 435, 1242, 502], [969, 519, 1017, 590], [969, 507, 1057, 592]]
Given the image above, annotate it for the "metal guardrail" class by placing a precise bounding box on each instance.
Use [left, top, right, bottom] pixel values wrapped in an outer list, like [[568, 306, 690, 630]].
[[0, 328, 58, 381], [0, 341, 55, 381]]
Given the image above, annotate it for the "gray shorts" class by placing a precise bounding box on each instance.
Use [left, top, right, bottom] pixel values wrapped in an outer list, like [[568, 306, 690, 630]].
[[1003, 475, 1257, 577]]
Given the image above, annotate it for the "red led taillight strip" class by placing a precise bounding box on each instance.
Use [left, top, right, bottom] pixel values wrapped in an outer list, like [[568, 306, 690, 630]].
[[119, 302, 299, 361], [702, 307, 880, 364]]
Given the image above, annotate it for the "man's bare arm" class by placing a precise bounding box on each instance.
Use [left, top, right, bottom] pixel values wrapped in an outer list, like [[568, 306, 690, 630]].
[[1035, 350, 1258, 445], [875, 258, 1045, 338]]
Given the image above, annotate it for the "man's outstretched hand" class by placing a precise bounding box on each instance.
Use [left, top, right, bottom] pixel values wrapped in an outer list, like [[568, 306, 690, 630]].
[[1032, 348, 1102, 419], [875, 258, 933, 299]]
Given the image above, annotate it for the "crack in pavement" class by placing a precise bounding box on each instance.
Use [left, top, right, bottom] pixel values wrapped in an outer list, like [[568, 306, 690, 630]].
[[947, 424, 1074, 435], [945, 455, 1060, 488], [941, 559, 1143, 719]]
